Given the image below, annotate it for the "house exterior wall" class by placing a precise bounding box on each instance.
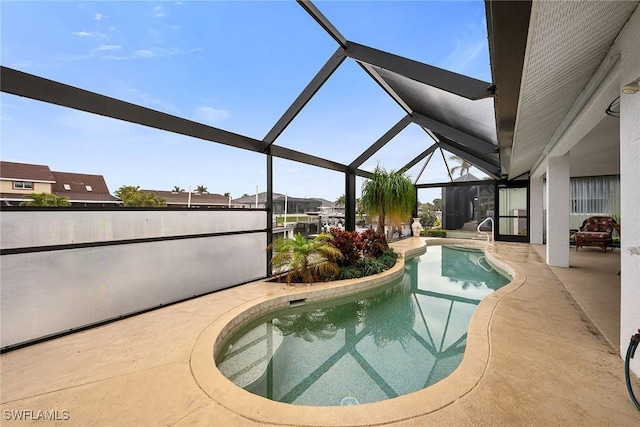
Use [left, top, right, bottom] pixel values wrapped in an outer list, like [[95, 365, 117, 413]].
[[615, 4, 640, 371], [0, 180, 52, 194], [0, 209, 268, 349]]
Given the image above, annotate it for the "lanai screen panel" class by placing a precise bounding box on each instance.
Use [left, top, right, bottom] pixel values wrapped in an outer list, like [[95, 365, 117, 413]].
[[372, 67, 497, 149]]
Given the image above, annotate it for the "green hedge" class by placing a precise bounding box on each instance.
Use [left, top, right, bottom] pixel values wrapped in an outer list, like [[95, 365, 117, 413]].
[[421, 229, 447, 238]]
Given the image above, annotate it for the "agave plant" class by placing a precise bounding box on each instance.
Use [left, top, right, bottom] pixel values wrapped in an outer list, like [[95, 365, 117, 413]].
[[268, 233, 342, 284]]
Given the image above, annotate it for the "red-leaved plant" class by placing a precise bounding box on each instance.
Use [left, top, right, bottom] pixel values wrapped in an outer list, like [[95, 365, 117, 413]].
[[360, 228, 389, 258], [329, 228, 364, 267], [329, 228, 389, 266]]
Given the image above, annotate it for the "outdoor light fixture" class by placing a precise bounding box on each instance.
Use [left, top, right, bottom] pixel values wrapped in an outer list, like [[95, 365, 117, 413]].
[[621, 79, 640, 94]]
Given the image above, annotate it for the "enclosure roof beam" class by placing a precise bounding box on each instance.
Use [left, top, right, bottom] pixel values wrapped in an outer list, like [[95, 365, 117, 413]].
[[297, 0, 348, 48], [411, 112, 498, 155], [270, 145, 372, 179], [416, 180, 494, 189], [1, 67, 266, 153], [0, 67, 374, 180], [263, 47, 347, 147], [349, 115, 412, 169], [345, 42, 494, 100], [400, 143, 438, 173], [357, 62, 413, 114], [434, 133, 501, 179]]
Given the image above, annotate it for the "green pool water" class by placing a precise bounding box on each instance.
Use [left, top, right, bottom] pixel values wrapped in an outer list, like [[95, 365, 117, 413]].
[[217, 245, 510, 406]]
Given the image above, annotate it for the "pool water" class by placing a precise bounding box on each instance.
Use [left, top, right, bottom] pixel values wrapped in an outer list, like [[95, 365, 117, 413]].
[[217, 245, 510, 406]]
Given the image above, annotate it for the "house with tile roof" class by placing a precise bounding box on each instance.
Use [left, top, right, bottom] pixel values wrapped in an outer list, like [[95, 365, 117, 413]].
[[0, 161, 57, 205], [51, 171, 120, 207], [141, 189, 244, 208], [0, 161, 119, 206]]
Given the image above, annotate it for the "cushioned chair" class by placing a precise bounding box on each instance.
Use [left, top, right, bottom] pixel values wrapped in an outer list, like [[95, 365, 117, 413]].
[[574, 216, 619, 253]]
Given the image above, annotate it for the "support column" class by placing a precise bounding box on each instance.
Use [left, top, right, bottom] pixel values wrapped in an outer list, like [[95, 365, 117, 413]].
[[266, 149, 273, 277], [620, 75, 640, 361], [530, 175, 544, 244], [546, 153, 570, 267], [345, 171, 356, 231]]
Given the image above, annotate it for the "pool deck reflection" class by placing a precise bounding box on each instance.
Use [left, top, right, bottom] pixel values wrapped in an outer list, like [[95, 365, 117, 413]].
[[1, 238, 639, 426]]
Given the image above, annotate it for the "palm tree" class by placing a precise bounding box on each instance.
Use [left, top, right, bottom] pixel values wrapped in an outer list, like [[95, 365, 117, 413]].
[[335, 194, 345, 207], [224, 192, 231, 198], [115, 185, 165, 207], [448, 155, 472, 178], [195, 185, 208, 194], [360, 165, 416, 236], [20, 192, 70, 206], [268, 233, 342, 284], [20, 192, 48, 206], [172, 186, 185, 192], [46, 194, 71, 206]]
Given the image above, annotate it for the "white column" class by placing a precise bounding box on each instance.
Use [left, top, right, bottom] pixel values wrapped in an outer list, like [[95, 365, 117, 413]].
[[617, 5, 640, 367], [620, 80, 640, 360], [530, 175, 544, 244], [546, 153, 570, 267]]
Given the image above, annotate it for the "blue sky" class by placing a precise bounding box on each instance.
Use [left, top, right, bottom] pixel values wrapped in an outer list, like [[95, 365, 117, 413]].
[[1, 0, 491, 203]]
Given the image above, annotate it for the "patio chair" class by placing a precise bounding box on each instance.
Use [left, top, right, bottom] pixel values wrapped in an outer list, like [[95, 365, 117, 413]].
[[574, 216, 619, 253]]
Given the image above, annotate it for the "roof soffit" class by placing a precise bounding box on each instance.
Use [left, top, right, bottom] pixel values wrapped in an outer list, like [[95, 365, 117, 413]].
[[509, 0, 638, 178]]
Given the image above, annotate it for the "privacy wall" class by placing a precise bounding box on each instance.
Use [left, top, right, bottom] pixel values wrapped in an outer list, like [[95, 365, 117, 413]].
[[0, 209, 267, 350]]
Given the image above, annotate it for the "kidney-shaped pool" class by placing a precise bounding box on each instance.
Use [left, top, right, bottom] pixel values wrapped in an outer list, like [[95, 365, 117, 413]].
[[216, 245, 511, 406]]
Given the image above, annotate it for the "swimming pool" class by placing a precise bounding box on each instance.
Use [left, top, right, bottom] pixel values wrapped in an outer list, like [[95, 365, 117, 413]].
[[217, 245, 510, 406]]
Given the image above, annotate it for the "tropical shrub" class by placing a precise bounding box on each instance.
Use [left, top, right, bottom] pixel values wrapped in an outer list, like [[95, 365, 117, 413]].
[[337, 266, 364, 280], [329, 228, 364, 267], [421, 229, 447, 237], [377, 249, 398, 269], [419, 210, 438, 228], [20, 193, 71, 207], [269, 233, 342, 284], [269, 229, 398, 284], [116, 185, 166, 207], [358, 256, 386, 277], [360, 228, 389, 258]]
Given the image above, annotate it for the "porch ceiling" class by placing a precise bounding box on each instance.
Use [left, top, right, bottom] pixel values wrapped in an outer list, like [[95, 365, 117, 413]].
[[503, 0, 638, 179]]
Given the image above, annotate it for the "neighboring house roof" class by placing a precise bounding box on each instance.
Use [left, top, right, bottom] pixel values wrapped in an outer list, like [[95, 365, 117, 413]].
[[232, 192, 285, 205], [142, 190, 241, 207], [0, 161, 56, 182], [232, 192, 330, 206], [453, 173, 480, 182], [51, 171, 119, 203]]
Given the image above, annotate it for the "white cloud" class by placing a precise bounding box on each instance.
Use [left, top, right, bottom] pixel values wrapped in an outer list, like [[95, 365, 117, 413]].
[[154, 5, 165, 18], [132, 47, 180, 59], [133, 49, 154, 58], [193, 106, 230, 125], [102, 55, 127, 61], [442, 38, 485, 74], [441, 19, 488, 75], [96, 44, 122, 51], [94, 13, 108, 20], [71, 31, 92, 37]]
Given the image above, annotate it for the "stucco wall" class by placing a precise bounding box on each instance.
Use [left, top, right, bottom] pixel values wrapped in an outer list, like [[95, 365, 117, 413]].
[[614, 4, 640, 371], [0, 209, 268, 349], [0, 180, 52, 194]]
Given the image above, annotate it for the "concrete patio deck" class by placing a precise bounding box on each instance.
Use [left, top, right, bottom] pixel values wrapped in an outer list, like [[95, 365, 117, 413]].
[[1, 238, 639, 426]]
